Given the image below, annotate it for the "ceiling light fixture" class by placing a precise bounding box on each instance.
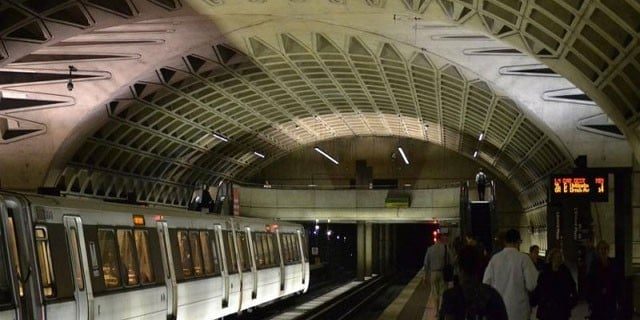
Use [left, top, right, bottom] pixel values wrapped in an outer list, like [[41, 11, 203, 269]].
[[473, 150, 478, 158], [314, 146, 339, 165], [398, 147, 410, 165], [253, 151, 265, 158], [478, 132, 485, 141], [212, 132, 228, 142]]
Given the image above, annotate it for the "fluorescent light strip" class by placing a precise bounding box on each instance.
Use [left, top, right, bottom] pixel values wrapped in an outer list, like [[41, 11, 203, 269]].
[[478, 132, 484, 141], [212, 133, 228, 142], [473, 150, 478, 158], [398, 147, 409, 165], [314, 147, 339, 165], [253, 151, 265, 158]]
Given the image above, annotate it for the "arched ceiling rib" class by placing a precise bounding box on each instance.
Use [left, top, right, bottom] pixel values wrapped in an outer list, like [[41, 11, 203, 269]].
[[60, 32, 571, 208], [0, 0, 636, 211]]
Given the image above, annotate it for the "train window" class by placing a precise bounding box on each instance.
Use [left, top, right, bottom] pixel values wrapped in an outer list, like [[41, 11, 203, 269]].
[[98, 229, 121, 288], [6, 217, 23, 297], [189, 232, 204, 277], [223, 231, 238, 274], [252, 233, 265, 268], [199, 232, 216, 275], [116, 230, 140, 286], [280, 234, 288, 264], [301, 232, 309, 261], [68, 227, 84, 291], [287, 234, 296, 263], [35, 226, 56, 298], [292, 236, 300, 262], [209, 232, 221, 274], [266, 233, 278, 266], [0, 219, 13, 306], [261, 234, 271, 266], [281, 234, 291, 264], [134, 230, 155, 285], [177, 231, 193, 278], [236, 232, 251, 271]]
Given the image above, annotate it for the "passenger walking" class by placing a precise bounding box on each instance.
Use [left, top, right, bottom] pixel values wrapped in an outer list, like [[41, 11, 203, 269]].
[[475, 168, 488, 201], [482, 229, 538, 320], [529, 245, 544, 271], [534, 248, 577, 320], [587, 240, 617, 320], [439, 245, 508, 320], [423, 233, 452, 317]]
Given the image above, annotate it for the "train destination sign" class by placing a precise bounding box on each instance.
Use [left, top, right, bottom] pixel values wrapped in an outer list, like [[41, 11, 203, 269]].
[[550, 175, 608, 202]]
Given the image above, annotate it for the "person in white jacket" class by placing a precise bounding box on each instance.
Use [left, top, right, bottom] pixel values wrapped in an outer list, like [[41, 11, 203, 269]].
[[483, 229, 539, 320]]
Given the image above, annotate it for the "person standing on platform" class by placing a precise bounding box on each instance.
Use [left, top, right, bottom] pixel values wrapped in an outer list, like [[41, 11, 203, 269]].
[[529, 245, 544, 271], [475, 168, 488, 201], [534, 248, 577, 320], [483, 229, 538, 320], [439, 245, 508, 320], [423, 233, 452, 317], [587, 240, 617, 320]]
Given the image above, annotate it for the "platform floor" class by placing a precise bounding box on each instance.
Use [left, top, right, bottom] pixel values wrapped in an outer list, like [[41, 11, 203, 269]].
[[268, 280, 363, 320], [379, 271, 637, 320]]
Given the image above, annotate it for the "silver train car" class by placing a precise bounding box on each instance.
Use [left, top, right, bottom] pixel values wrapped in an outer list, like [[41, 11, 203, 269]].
[[0, 191, 309, 320]]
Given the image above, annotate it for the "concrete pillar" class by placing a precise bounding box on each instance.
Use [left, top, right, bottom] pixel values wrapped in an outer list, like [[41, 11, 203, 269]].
[[365, 222, 373, 277], [357, 221, 365, 280], [377, 224, 385, 274], [391, 224, 398, 272], [614, 170, 633, 317], [384, 224, 392, 273], [633, 160, 640, 314], [372, 224, 380, 275]]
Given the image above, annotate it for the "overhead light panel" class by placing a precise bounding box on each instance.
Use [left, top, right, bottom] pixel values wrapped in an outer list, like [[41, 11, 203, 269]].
[[473, 150, 478, 158], [253, 151, 265, 158], [398, 147, 409, 165], [478, 132, 484, 141], [212, 132, 228, 142], [314, 147, 339, 165]]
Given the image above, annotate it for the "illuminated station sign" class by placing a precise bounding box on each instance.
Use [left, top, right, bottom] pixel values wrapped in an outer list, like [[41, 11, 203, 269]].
[[550, 175, 608, 202]]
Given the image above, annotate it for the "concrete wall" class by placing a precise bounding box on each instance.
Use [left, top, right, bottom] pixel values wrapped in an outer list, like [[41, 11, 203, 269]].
[[249, 136, 525, 230], [237, 186, 459, 222]]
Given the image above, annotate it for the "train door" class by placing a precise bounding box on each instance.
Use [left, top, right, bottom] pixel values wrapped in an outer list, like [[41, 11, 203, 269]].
[[296, 230, 306, 286], [213, 226, 229, 309], [62, 216, 93, 320], [0, 197, 20, 320], [244, 227, 257, 300], [156, 221, 177, 320], [275, 229, 285, 292]]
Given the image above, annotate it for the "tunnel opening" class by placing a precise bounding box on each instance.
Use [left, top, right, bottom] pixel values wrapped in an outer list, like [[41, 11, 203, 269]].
[[395, 223, 440, 274], [303, 222, 357, 280]]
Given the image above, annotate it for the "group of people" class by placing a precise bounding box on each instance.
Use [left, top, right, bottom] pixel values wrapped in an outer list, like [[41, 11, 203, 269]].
[[423, 230, 618, 320]]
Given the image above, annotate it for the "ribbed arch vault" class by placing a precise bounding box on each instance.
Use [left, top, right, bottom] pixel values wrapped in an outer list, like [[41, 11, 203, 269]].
[[60, 32, 572, 209]]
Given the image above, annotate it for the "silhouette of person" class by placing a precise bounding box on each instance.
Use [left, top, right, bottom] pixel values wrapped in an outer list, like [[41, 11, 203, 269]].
[[475, 168, 488, 201]]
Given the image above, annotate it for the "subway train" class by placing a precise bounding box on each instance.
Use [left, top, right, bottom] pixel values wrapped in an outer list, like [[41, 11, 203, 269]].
[[0, 191, 309, 320]]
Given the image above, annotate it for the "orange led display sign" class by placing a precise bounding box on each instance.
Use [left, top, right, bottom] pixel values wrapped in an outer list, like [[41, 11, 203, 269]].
[[550, 175, 608, 202], [132, 215, 146, 226]]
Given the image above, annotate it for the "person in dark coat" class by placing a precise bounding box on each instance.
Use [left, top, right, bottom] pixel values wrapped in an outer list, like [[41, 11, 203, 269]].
[[439, 245, 507, 320], [535, 248, 577, 320], [587, 240, 617, 320]]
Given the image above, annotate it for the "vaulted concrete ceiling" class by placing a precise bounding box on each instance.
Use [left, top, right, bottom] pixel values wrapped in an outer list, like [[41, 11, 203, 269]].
[[0, 0, 637, 210]]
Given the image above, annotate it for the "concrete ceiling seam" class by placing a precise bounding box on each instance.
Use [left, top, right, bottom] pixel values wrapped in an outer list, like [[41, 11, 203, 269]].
[[57, 32, 572, 209]]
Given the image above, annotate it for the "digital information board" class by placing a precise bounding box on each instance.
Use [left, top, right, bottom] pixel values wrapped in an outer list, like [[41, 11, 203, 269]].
[[550, 175, 608, 202]]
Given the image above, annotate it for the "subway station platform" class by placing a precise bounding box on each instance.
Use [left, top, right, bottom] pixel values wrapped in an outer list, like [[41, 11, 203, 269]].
[[378, 271, 637, 320]]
